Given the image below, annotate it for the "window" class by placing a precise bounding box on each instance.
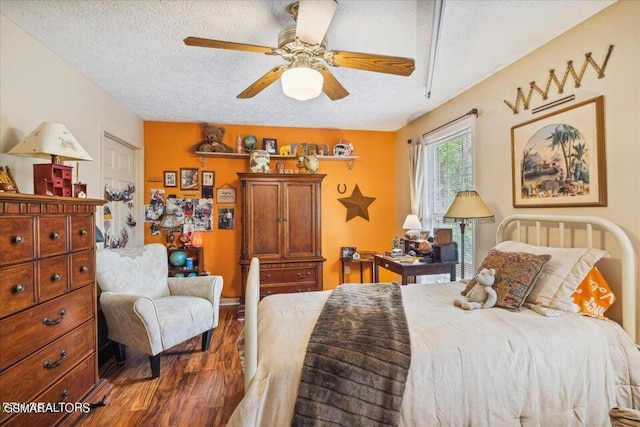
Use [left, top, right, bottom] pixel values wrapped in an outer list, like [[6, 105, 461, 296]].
[[422, 119, 475, 279]]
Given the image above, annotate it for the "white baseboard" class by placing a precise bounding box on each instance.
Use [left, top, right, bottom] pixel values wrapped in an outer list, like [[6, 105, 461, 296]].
[[220, 297, 239, 306]]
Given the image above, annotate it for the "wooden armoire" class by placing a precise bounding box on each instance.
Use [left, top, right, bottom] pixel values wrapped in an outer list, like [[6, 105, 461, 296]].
[[238, 173, 325, 318]]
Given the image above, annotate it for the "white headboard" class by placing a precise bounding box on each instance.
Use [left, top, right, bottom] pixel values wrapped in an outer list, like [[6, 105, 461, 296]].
[[496, 214, 636, 342]]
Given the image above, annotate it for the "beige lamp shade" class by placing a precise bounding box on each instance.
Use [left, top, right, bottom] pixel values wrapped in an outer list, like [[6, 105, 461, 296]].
[[402, 214, 423, 230], [8, 122, 93, 162], [444, 190, 494, 224]]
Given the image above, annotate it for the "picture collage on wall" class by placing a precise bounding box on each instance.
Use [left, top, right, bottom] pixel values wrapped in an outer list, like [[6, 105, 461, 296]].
[[146, 168, 237, 236]]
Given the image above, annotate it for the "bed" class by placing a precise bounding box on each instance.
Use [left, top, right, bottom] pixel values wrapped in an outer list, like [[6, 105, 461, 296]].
[[228, 214, 640, 426]]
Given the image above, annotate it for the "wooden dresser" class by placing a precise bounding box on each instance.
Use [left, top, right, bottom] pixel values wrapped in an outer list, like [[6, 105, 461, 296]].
[[0, 193, 111, 426], [238, 173, 325, 318]]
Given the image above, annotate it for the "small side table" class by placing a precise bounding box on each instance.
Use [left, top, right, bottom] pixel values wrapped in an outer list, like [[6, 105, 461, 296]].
[[340, 252, 376, 284], [373, 254, 456, 285]]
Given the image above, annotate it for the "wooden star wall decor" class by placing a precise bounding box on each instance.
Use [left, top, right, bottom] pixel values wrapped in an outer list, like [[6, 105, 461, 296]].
[[338, 184, 376, 222]]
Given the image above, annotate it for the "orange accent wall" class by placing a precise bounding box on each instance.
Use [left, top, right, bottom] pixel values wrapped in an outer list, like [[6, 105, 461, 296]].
[[144, 121, 398, 297]]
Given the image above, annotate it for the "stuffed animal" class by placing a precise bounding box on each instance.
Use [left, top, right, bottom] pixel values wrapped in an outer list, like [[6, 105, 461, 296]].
[[191, 124, 234, 153], [279, 145, 291, 156], [454, 268, 497, 310]]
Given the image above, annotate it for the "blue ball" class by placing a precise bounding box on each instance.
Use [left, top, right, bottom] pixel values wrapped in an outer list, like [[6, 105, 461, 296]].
[[169, 250, 187, 267], [174, 272, 185, 278]]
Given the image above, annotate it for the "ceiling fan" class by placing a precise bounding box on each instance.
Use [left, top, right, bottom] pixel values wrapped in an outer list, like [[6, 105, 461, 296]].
[[184, 0, 415, 101]]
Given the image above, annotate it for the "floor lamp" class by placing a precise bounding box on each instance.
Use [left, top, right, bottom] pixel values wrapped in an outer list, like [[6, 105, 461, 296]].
[[443, 190, 494, 279]]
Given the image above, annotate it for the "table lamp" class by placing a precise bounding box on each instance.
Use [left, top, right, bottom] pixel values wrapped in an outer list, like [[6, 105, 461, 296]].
[[402, 214, 423, 240], [443, 190, 494, 279], [8, 122, 93, 196]]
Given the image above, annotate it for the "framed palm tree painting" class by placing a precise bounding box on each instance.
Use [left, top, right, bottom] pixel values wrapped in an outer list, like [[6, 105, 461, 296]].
[[511, 96, 606, 208]]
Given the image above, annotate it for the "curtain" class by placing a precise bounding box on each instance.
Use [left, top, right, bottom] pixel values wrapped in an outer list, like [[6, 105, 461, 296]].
[[407, 137, 425, 223]]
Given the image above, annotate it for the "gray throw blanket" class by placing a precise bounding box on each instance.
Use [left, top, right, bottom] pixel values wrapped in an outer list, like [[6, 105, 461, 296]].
[[292, 283, 411, 427]]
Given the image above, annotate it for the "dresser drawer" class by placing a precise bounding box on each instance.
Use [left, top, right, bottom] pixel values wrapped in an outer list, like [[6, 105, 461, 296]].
[[0, 263, 36, 318], [0, 286, 94, 370], [0, 216, 35, 266], [0, 321, 95, 412], [259, 266, 317, 284], [260, 283, 318, 298], [2, 354, 97, 427], [38, 254, 69, 302], [71, 250, 94, 290], [70, 215, 93, 251], [39, 215, 68, 258]]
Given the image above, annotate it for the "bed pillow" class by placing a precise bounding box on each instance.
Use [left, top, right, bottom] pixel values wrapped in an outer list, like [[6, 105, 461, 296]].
[[494, 241, 608, 313], [571, 266, 616, 320], [463, 249, 551, 311]]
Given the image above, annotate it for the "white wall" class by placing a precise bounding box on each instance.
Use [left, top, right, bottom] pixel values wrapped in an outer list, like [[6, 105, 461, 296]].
[[396, 1, 640, 338], [0, 13, 143, 198]]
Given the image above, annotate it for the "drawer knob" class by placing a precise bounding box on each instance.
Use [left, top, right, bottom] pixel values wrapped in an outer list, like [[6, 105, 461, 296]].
[[297, 272, 311, 279], [51, 273, 61, 282], [44, 349, 67, 369], [12, 235, 24, 244], [50, 231, 60, 240], [79, 229, 88, 236], [260, 274, 271, 281], [297, 288, 301, 292], [13, 284, 25, 293], [43, 309, 66, 326], [61, 389, 69, 402], [80, 265, 88, 273]]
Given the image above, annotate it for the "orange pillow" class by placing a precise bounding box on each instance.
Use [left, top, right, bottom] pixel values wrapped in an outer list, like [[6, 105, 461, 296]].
[[571, 267, 616, 319]]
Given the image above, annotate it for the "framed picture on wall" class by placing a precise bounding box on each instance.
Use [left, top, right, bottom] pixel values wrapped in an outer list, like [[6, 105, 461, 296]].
[[164, 171, 177, 187], [202, 171, 215, 187], [511, 96, 606, 208], [180, 168, 199, 190]]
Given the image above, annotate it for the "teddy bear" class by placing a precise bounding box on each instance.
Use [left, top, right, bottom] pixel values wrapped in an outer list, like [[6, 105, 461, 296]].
[[454, 268, 497, 310], [191, 123, 234, 153]]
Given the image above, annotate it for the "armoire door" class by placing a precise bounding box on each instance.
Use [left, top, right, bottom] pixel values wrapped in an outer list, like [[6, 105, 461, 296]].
[[246, 180, 281, 259], [283, 180, 319, 258]]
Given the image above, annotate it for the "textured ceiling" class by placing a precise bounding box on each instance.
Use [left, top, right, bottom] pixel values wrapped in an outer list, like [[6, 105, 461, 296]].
[[0, 0, 615, 131]]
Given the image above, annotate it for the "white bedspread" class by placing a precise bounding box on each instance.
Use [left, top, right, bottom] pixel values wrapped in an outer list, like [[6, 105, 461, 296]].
[[228, 283, 640, 426]]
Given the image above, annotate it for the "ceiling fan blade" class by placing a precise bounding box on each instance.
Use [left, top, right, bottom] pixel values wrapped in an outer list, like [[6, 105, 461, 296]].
[[295, 0, 338, 45], [330, 50, 415, 76], [184, 37, 276, 54], [317, 67, 349, 100], [237, 65, 288, 99]]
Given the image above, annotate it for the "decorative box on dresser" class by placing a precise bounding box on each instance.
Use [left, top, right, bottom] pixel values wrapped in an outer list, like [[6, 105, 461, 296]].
[[238, 173, 325, 319], [0, 193, 111, 426]]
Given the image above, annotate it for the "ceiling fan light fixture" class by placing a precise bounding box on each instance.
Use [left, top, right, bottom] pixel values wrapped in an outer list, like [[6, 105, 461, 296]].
[[281, 66, 323, 101]]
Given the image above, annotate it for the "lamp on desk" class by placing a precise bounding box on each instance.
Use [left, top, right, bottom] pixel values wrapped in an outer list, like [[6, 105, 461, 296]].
[[443, 190, 494, 279], [402, 214, 423, 241], [8, 122, 93, 195]]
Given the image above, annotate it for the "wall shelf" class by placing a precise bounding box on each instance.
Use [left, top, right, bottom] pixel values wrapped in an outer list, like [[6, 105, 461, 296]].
[[195, 151, 358, 170], [195, 151, 358, 160]]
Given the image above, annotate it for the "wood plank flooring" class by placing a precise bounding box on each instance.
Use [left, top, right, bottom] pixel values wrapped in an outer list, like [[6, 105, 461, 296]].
[[74, 306, 244, 426]]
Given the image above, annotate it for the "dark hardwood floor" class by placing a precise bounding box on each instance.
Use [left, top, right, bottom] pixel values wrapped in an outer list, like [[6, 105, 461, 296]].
[[74, 306, 244, 426]]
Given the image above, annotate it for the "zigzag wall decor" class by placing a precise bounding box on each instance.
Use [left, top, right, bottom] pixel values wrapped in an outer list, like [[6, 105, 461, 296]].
[[504, 45, 614, 114]]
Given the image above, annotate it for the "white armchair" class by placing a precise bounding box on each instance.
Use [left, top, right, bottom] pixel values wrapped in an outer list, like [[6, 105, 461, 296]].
[[96, 243, 223, 378]]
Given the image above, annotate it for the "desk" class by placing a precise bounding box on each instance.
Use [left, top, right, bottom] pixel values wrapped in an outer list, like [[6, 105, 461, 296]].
[[340, 257, 375, 284], [373, 254, 456, 285]]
